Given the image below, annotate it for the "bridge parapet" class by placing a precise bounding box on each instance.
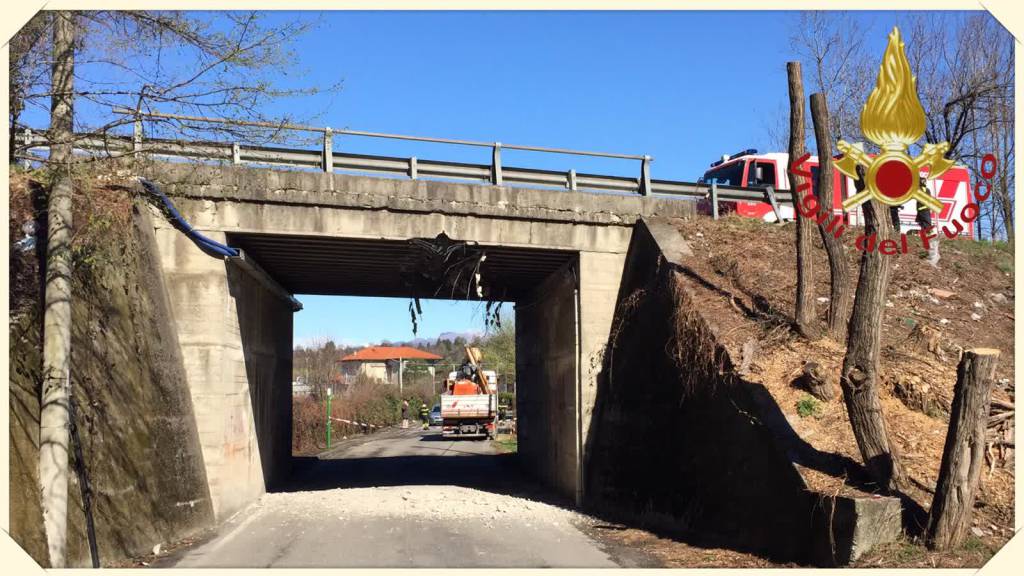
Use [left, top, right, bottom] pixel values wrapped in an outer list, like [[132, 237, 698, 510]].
[[142, 161, 695, 228]]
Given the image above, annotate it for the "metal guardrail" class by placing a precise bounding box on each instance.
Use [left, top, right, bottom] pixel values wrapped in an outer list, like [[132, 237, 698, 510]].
[[18, 111, 795, 211]]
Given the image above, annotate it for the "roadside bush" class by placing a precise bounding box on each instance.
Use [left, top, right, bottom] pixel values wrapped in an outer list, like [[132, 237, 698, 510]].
[[291, 374, 441, 454], [292, 394, 327, 455], [498, 391, 515, 407]]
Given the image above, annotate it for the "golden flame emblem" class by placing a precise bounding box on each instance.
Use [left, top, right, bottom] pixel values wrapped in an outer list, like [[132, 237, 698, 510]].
[[834, 27, 951, 212]]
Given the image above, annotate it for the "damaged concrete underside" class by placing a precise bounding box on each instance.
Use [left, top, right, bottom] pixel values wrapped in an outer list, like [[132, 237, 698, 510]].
[[228, 233, 575, 300]]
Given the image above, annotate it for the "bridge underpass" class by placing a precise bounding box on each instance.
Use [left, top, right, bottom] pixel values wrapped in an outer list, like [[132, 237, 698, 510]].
[[227, 233, 576, 299], [230, 231, 583, 499], [146, 160, 694, 524]]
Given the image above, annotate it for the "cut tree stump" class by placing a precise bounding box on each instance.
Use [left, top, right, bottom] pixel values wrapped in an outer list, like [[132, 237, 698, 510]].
[[892, 375, 950, 419], [926, 348, 1000, 550], [798, 361, 835, 401]]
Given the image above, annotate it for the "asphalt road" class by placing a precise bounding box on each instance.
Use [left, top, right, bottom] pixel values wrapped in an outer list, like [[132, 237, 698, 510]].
[[170, 428, 619, 568]]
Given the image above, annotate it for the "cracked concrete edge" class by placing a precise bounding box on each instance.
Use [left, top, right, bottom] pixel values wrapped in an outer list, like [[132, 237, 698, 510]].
[[140, 161, 695, 227]]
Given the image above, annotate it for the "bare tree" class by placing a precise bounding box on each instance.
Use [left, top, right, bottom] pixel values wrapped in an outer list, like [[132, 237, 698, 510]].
[[11, 10, 341, 160], [989, 95, 1015, 241], [38, 12, 75, 567], [789, 12, 874, 146], [905, 14, 1011, 158], [904, 14, 1013, 242], [787, 61, 818, 338], [788, 12, 1014, 241], [809, 92, 852, 340], [836, 25, 925, 494], [295, 336, 342, 398], [841, 191, 906, 492], [9, 13, 50, 161], [480, 320, 516, 386]]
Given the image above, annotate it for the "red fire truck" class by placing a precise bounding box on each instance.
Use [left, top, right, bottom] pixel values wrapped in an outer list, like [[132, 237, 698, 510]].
[[699, 149, 975, 236]]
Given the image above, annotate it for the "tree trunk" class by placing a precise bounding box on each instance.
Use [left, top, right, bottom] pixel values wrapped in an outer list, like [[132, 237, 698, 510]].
[[787, 62, 817, 338], [39, 10, 75, 569], [996, 101, 1013, 242], [926, 348, 1000, 550], [809, 92, 852, 341], [840, 193, 905, 493]]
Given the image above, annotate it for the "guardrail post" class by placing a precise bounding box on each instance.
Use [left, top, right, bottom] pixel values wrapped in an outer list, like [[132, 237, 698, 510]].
[[231, 142, 241, 165], [765, 185, 784, 223], [132, 117, 143, 156], [491, 142, 502, 185], [640, 155, 652, 196], [322, 127, 334, 173], [711, 181, 719, 220], [409, 156, 418, 180], [568, 169, 577, 191]]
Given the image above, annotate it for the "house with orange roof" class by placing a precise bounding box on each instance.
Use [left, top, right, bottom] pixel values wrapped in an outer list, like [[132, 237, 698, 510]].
[[340, 345, 443, 389]]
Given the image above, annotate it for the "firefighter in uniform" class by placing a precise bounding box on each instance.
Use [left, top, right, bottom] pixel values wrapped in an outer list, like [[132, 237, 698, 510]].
[[888, 177, 935, 244], [419, 402, 429, 429]]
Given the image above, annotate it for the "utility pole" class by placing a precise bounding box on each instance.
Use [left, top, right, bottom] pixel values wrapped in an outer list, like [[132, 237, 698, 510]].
[[39, 11, 75, 568], [325, 388, 333, 449]]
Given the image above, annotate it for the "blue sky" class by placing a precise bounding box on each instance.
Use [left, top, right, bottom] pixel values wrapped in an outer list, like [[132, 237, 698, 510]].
[[283, 10, 921, 346], [295, 296, 505, 347], [38, 10, 992, 346]]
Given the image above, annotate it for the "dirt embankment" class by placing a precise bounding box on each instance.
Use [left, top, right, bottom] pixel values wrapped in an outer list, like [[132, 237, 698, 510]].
[[668, 215, 1014, 566], [9, 171, 214, 567]]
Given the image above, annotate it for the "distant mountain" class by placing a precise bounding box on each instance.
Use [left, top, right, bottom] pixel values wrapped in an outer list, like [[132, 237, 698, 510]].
[[398, 331, 479, 349], [436, 330, 481, 343]]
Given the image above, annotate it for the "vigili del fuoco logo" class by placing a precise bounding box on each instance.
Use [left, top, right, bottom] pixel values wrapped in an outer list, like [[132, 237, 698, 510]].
[[788, 27, 997, 255]]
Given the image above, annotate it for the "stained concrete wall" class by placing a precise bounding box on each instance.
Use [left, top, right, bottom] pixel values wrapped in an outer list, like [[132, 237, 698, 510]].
[[9, 201, 214, 567], [151, 210, 293, 521], [516, 260, 580, 501], [577, 251, 627, 502]]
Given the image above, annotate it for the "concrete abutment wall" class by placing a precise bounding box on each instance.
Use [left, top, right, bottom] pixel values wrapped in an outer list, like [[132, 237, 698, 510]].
[[583, 219, 816, 561], [152, 214, 293, 521], [516, 260, 580, 501], [583, 219, 902, 565], [515, 251, 625, 504], [8, 201, 215, 567]]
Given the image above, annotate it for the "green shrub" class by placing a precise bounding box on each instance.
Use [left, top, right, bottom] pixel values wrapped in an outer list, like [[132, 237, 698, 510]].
[[796, 395, 822, 419]]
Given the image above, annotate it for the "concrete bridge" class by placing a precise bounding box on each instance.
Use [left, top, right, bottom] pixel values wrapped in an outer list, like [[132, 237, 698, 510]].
[[143, 160, 695, 521]]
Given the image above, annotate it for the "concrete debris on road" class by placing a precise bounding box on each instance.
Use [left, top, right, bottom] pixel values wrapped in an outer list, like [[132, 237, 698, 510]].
[[258, 485, 582, 527]]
